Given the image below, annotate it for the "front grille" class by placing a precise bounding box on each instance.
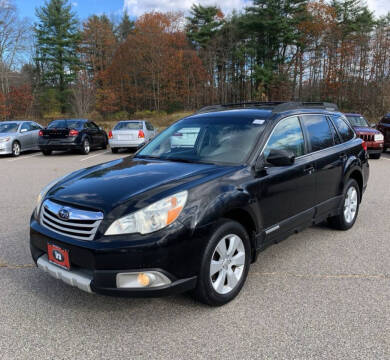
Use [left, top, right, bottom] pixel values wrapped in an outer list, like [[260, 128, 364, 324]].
[[359, 134, 374, 142], [40, 199, 103, 241]]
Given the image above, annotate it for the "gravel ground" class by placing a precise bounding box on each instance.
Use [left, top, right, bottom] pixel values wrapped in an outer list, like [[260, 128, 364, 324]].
[[0, 149, 389, 360]]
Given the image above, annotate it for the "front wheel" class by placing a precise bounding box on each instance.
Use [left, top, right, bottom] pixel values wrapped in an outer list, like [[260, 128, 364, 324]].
[[193, 219, 251, 306], [12, 141, 21, 157], [328, 179, 360, 230], [111, 148, 118, 154], [80, 138, 90, 155]]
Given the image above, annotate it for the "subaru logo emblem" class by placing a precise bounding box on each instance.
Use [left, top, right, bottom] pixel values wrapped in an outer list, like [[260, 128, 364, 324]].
[[58, 208, 70, 220]]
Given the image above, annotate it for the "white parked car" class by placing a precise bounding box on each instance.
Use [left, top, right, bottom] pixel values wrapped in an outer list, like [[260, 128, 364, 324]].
[[109, 120, 156, 153]]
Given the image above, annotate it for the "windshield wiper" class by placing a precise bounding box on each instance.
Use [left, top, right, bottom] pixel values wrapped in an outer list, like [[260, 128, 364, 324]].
[[162, 157, 213, 165]]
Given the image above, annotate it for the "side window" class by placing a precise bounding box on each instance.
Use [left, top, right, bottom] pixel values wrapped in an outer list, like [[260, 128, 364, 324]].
[[332, 115, 355, 142], [30, 122, 42, 130], [91, 122, 100, 130], [264, 116, 305, 159], [301, 114, 334, 152], [20, 122, 32, 132], [327, 117, 341, 145], [146, 122, 154, 131]]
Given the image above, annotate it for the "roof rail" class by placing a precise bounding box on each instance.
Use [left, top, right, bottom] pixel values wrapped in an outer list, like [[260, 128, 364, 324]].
[[196, 101, 339, 114], [272, 102, 339, 112], [196, 101, 285, 114]]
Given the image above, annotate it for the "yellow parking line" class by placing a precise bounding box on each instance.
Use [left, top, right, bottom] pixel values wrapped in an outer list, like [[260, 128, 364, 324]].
[[80, 150, 110, 162]]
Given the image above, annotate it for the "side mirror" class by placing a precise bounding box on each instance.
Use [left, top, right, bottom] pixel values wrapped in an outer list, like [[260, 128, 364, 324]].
[[20, 128, 27, 133], [266, 149, 295, 166]]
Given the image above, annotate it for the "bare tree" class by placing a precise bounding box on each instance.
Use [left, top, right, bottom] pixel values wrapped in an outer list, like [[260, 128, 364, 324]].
[[0, 1, 31, 95], [71, 70, 95, 116]]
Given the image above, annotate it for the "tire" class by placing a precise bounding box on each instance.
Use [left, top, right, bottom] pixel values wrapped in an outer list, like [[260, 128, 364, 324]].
[[80, 138, 90, 155], [111, 148, 118, 154], [383, 147, 387, 153], [102, 137, 108, 150], [11, 141, 21, 157], [42, 149, 52, 156], [369, 153, 381, 159], [192, 219, 251, 306], [328, 179, 360, 230]]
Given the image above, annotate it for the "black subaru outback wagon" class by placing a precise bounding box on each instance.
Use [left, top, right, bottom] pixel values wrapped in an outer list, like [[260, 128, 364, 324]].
[[30, 102, 369, 306]]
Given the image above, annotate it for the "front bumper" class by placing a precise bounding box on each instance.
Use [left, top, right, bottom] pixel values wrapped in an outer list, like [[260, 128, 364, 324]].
[[366, 140, 383, 154], [30, 217, 208, 297], [0, 141, 12, 155], [35, 253, 196, 296]]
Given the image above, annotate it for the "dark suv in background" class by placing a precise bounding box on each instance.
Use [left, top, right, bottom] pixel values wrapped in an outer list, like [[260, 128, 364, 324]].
[[377, 114, 390, 152], [344, 113, 384, 159], [39, 119, 108, 155], [30, 102, 369, 306]]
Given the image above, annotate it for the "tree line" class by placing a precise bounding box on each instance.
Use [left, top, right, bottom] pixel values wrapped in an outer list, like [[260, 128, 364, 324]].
[[0, 0, 390, 121]]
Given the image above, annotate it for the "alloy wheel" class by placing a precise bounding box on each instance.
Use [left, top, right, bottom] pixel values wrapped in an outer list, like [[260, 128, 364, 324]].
[[210, 234, 245, 295], [13, 142, 20, 156], [343, 186, 358, 224], [84, 140, 90, 154]]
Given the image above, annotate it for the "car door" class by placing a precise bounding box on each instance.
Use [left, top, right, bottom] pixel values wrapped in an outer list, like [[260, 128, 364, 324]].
[[30, 122, 42, 150], [19, 122, 33, 150], [91, 122, 106, 145], [145, 121, 155, 141], [84, 122, 98, 147], [300, 114, 345, 217], [254, 115, 316, 240]]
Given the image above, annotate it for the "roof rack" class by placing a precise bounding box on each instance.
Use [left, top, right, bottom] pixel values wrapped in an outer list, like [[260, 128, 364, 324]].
[[196, 101, 339, 114], [196, 102, 285, 114]]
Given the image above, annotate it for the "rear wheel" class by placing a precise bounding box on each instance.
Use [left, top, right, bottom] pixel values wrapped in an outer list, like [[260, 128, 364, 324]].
[[111, 148, 118, 154], [102, 137, 108, 149], [81, 138, 90, 155], [42, 149, 52, 156], [12, 141, 21, 157], [193, 219, 251, 306], [328, 179, 360, 230]]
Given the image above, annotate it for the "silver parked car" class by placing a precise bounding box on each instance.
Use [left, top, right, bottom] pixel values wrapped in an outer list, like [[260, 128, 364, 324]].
[[109, 120, 156, 153], [0, 121, 43, 157]]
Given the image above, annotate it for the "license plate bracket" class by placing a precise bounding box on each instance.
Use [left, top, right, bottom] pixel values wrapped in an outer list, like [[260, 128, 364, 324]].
[[47, 243, 70, 270]]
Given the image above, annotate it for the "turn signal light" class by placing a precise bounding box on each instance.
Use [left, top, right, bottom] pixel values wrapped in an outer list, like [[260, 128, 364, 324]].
[[69, 129, 79, 137], [138, 130, 145, 138], [38, 130, 43, 137], [108, 130, 113, 139], [362, 140, 367, 152]]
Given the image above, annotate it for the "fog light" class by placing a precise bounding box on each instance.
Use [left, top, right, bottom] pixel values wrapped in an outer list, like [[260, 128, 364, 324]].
[[116, 271, 171, 289]]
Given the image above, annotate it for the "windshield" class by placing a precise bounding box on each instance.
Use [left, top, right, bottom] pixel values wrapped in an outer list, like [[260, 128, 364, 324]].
[[0, 122, 18, 133], [48, 120, 84, 129], [114, 122, 143, 130], [346, 115, 369, 127], [137, 116, 267, 165]]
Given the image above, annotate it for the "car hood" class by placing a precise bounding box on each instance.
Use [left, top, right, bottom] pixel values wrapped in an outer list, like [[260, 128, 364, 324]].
[[47, 157, 236, 214], [353, 126, 380, 134]]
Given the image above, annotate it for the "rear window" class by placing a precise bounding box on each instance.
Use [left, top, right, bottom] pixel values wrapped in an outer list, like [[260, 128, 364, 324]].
[[48, 120, 84, 129], [345, 115, 369, 127], [332, 115, 355, 142], [114, 122, 143, 130]]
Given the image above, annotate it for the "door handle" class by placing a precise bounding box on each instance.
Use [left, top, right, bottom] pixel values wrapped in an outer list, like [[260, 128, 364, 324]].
[[304, 165, 315, 175], [339, 154, 347, 161]]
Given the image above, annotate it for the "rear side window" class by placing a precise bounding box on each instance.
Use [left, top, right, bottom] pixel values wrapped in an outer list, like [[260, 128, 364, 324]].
[[264, 116, 305, 158], [301, 114, 334, 152], [146, 122, 154, 131], [332, 116, 355, 142]]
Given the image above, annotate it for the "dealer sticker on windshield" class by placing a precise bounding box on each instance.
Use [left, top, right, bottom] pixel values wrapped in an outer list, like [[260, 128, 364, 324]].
[[253, 119, 265, 125]]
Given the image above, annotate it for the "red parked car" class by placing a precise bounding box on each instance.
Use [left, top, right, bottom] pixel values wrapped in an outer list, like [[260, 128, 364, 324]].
[[377, 114, 390, 153], [344, 113, 384, 159]]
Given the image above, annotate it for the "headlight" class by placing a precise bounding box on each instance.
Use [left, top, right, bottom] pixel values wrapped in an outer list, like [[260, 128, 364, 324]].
[[105, 191, 188, 235], [374, 133, 384, 141], [0, 137, 10, 143]]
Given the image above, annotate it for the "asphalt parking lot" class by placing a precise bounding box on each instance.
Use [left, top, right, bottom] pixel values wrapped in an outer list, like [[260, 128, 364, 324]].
[[0, 150, 389, 359]]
